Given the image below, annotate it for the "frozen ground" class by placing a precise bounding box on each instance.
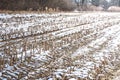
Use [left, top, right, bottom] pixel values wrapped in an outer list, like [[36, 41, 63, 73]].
[[0, 12, 120, 80]]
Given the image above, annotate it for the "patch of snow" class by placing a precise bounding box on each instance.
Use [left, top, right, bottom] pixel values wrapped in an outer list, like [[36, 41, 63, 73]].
[[48, 78, 53, 80], [69, 78, 76, 80], [0, 72, 2, 77]]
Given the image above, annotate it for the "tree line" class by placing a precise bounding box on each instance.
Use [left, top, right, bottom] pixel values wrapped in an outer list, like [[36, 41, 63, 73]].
[[75, 0, 120, 10], [0, 0, 120, 11], [0, 0, 76, 11]]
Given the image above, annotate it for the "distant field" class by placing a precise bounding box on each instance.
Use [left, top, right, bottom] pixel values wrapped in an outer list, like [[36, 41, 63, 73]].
[[0, 12, 120, 80]]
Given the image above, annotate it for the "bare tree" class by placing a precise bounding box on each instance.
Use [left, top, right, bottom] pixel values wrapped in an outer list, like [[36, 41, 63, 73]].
[[75, 0, 80, 10], [92, 0, 100, 6], [110, 0, 120, 6], [75, 0, 86, 10], [100, 0, 109, 10], [119, 0, 120, 6]]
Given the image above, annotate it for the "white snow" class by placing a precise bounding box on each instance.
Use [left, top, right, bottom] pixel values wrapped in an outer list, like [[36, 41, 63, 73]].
[[1, 12, 120, 79], [69, 78, 76, 80], [0, 72, 2, 77]]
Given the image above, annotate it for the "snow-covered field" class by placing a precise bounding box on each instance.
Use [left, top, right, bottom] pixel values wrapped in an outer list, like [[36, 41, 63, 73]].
[[0, 12, 120, 80]]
